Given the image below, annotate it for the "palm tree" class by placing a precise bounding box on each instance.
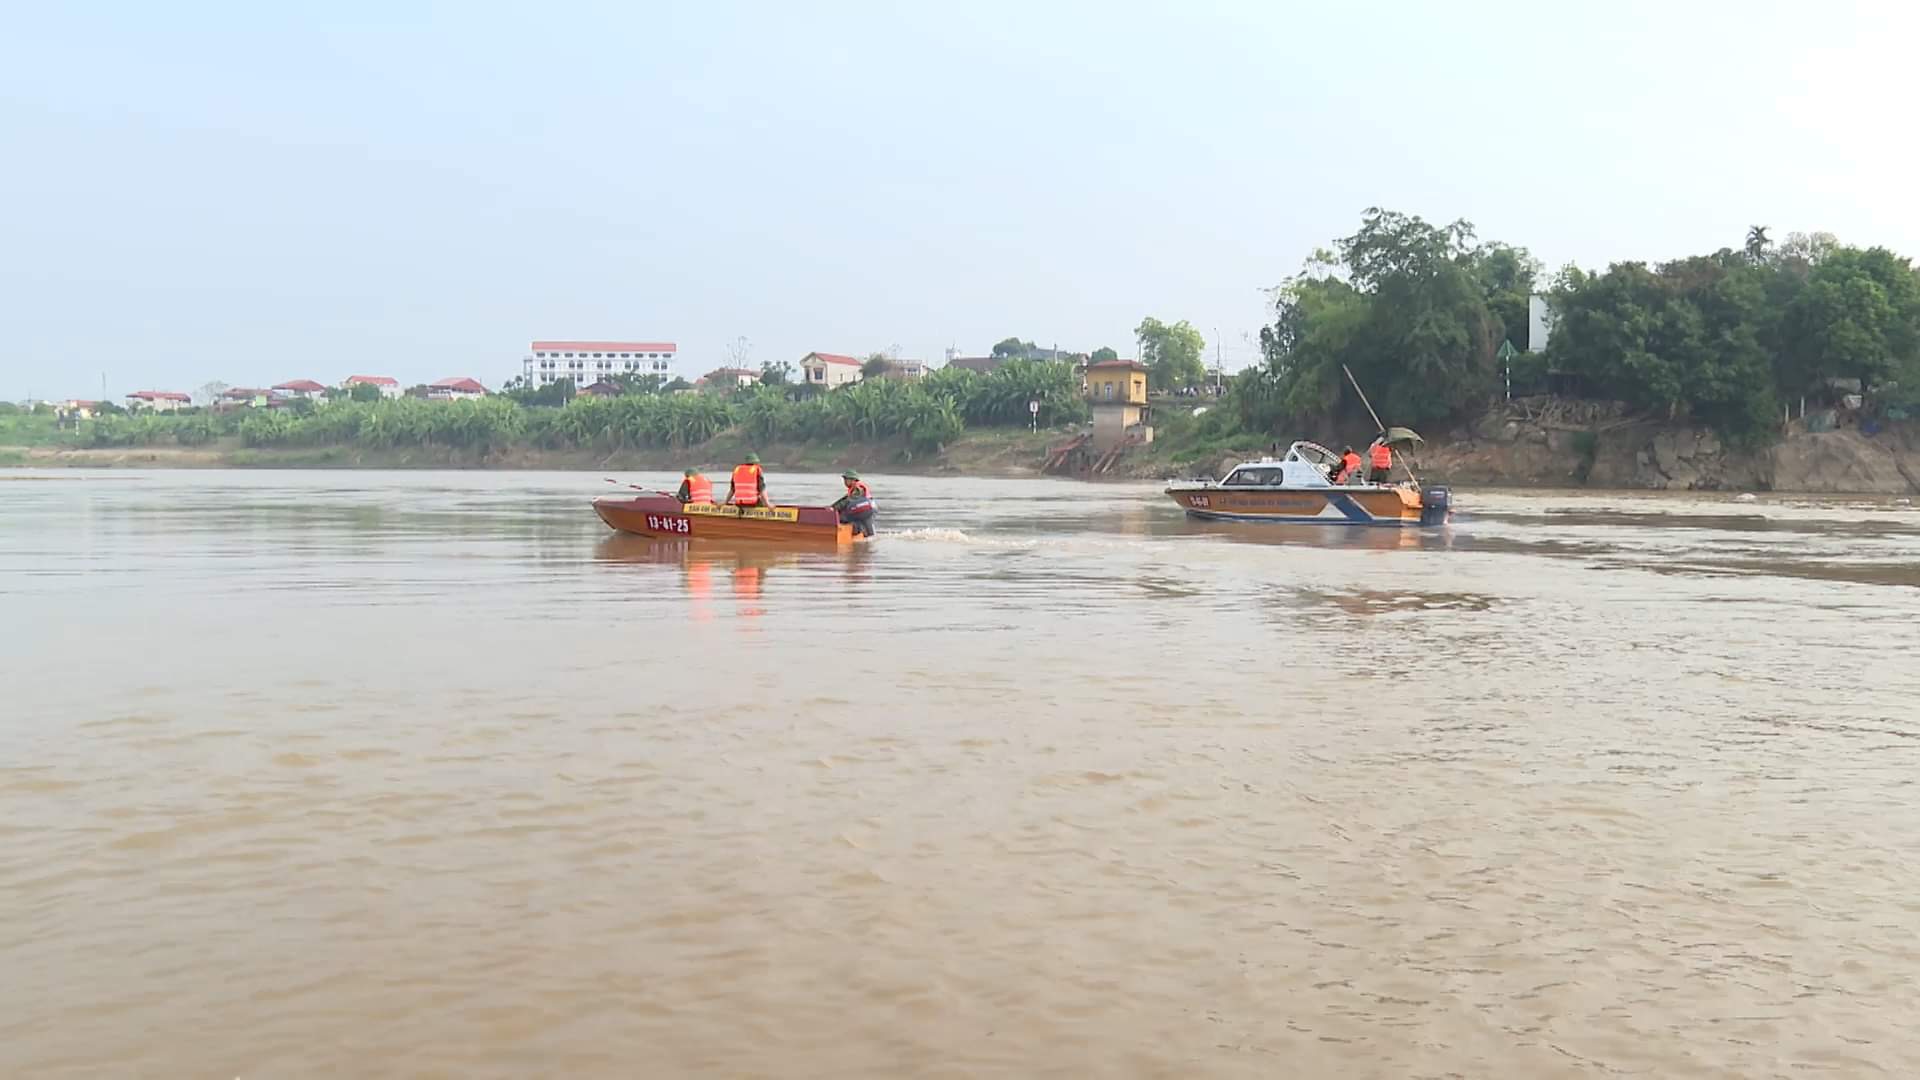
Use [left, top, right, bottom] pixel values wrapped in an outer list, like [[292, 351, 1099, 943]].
[[1744, 225, 1771, 263]]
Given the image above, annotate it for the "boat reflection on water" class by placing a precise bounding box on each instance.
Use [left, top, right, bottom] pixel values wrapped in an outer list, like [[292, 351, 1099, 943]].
[[1169, 518, 1458, 552], [593, 535, 872, 618]]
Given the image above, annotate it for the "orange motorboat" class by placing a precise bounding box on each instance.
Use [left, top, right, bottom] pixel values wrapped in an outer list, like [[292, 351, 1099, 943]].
[[592, 495, 868, 545]]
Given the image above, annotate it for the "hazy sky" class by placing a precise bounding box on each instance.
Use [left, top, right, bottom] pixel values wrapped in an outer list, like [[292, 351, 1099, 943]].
[[3, 0, 1915, 400]]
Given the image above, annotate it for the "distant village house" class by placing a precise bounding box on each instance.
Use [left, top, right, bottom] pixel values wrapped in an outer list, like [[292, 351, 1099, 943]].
[[218, 387, 277, 409], [800, 352, 862, 389], [428, 377, 487, 401], [698, 367, 759, 392], [125, 390, 191, 412], [943, 356, 1002, 376], [272, 379, 327, 401], [342, 375, 402, 399]]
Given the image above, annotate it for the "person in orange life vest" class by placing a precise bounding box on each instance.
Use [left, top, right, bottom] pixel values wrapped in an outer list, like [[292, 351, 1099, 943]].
[[1333, 445, 1363, 485], [728, 453, 768, 508], [832, 469, 876, 537], [1366, 438, 1394, 484], [676, 467, 713, 504]]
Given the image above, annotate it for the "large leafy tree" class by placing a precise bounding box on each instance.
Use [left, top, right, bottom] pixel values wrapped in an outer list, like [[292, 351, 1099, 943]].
[[1135, 317, 1206, 391], [1779, 246, 1920, 393], [1090, 346, 1119, 362], [991, 337, 1036, 359]]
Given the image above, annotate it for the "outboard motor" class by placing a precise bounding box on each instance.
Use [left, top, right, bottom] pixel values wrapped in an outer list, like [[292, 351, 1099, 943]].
[[1419, 486, 1452, 526]]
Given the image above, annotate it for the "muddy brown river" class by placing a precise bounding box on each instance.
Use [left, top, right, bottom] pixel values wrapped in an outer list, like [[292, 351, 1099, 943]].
[[3, 469, 1919, 1078]]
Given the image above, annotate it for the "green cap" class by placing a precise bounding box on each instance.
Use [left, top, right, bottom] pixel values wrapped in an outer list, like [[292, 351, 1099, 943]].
[[683, 468, 699, 477], [744, 452, 760, 464], [842, 469, 860, 480]]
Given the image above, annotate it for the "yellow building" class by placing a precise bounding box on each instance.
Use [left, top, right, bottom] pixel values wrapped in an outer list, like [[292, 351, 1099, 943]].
[[1085, 359, 1153, 452]]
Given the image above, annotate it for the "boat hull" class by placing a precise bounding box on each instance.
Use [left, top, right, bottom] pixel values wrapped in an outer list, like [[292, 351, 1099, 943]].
[[1166, 486, 1428, 526], [593, 496, 862, 545]]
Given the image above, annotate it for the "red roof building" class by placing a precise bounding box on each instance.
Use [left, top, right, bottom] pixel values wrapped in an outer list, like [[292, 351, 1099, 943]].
[[799, 352, 864, 389], [342, 375, 402, 399], [273, 379, 327, 394], [531, 340, 676, 354], [428, 377, 487, 400], [125, 390, 192, 413]]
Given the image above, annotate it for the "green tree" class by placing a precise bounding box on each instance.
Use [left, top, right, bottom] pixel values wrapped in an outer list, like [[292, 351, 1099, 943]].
[[1090, 346, 1118, 362], [759, 361, 792, 386], [862, 354, 893, 380], [991, 337, 1035, 359], [1780, 246, 1920, 393], [1744, 225, 1772, 264], [348, 383, 384, 403], [1469, 242, 1541, 350], [504, 377, 575, 407], [1135, 317, 1206, 391]]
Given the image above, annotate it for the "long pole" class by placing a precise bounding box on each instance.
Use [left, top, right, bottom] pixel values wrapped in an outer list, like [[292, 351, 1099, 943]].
[[1342, 364, 1384, 433], [1343, 364, 1417, 486]]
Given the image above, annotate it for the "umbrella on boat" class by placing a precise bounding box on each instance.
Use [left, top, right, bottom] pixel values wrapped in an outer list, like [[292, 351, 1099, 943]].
[[1381, 426, 1425, 447]]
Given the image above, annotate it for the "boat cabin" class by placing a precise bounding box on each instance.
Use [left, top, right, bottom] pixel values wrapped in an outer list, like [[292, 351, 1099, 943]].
[[1220, 441, 1342, 488]]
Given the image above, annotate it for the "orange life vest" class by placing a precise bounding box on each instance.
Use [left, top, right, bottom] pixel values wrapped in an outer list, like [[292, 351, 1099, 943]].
[[1338, 451, 1362, 480], [730, 463, 762, 505], [684, 474, 713, 504], [842, 479, 873, 513], [1370, 443, 1393, 470]]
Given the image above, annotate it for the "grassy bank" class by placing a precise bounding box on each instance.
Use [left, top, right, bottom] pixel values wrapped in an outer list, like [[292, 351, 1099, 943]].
[[6, 427, 1061, 476]]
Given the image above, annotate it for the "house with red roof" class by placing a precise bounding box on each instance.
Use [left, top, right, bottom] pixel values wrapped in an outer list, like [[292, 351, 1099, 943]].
[[799, 352, 863, 390], [697, 367, 759, 392], [125, 390, 192, 413], [427, 377, 487, 401], [273, 379, 328, 401], [342, 375, 402, 400], [218, 387, 278, 409]]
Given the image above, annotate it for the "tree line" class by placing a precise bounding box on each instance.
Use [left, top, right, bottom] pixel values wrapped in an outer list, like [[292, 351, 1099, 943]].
[[79, 359, 1091, 456], [1229, 210, 1920, 444]]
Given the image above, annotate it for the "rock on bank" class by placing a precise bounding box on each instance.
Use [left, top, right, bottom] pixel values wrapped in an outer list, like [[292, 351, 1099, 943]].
[[1422, 409, 1919, 494]]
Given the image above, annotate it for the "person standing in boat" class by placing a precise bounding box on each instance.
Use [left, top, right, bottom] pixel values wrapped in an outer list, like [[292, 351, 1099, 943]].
[[729, 453, 769, 508], [833, 469, 876, 537], [1366, 437, 1394, 484], [1334, 445, 1363, 485], [676, 467, 714, 505]]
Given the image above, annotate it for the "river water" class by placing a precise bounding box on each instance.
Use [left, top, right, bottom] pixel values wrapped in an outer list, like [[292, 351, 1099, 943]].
[[3, 469, 1919, 1078]]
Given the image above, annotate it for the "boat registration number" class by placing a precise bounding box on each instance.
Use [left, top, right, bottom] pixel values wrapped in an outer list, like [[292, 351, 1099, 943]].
[[1189, 495, 1210, 508], [645, 514, 692, 534]]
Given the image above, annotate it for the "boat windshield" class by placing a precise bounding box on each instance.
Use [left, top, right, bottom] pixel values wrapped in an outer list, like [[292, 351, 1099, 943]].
[[1286, 441, 1341, 469], [1223, 466, 1285, 486]]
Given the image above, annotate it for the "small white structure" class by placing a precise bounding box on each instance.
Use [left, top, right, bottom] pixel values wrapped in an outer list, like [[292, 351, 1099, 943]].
[[126, 390, 191, 412], [342, 375, 402, 399], [1527, 294, 1556, 353], [800, 352, 862, 389], [525, 340, 676, 388]]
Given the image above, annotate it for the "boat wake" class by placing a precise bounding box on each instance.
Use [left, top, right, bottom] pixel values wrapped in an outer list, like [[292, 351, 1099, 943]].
[[884, 527, 979, 544]]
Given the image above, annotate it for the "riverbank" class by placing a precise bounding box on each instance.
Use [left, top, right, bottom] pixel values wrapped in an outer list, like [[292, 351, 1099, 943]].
[[9, 410, 1918, 494], [1, 428, 1063, 477], [1118, 400, 1920, 495]]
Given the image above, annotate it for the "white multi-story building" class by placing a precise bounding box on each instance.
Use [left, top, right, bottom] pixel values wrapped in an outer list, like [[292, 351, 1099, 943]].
[[524, 340, 677, 387]]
